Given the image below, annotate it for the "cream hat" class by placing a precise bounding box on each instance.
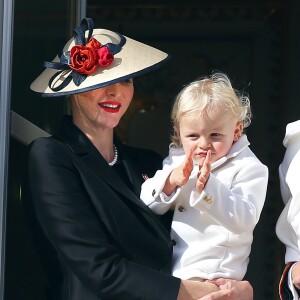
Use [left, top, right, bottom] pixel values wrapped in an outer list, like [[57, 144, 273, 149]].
[[30, 18, 170, 97]]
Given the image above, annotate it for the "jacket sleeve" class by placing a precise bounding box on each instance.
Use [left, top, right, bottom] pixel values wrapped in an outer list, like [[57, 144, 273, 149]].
[[140, 166, 176, 214], [140, 151, 185, 215], [284, 148, 300, 250], [28, 138, 180, 300]]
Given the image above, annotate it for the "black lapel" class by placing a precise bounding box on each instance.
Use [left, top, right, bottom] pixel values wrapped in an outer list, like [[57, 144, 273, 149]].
[[115, 140, 143, 197], [55, 116, 155, 216]]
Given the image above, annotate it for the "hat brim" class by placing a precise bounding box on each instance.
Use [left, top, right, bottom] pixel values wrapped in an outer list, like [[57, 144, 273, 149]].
[[30, 29, 170, 97]]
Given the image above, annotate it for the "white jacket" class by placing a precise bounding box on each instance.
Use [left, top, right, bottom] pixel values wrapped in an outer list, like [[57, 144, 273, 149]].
[[276, 120, 300, 298], [141, 135, 268, 280]]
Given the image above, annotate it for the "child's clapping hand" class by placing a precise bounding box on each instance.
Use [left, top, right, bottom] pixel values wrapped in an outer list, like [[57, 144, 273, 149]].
[[163, 147, 195, 195], [196, 150, 211, 193], [163, 147, 212, 195], [171, 147, 195, 187]]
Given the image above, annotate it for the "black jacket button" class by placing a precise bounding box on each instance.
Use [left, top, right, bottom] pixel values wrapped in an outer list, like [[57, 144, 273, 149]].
[[178, 205, 185, 212]]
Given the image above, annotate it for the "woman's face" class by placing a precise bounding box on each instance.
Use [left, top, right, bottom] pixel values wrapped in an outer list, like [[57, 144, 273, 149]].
[[71, 79, 134, 130]]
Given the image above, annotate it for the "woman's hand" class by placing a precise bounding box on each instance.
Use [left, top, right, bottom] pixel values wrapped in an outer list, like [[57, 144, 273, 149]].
[[199, 278, 253, 300], [177, 280, 219, 300], [292, 261, 300, 289]]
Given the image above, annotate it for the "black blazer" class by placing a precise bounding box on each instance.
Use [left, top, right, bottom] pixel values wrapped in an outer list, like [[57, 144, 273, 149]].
[[27, 116, 180, 300]]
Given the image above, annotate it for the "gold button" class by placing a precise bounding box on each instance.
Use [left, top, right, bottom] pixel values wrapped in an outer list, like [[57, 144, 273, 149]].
[[204, 195, 213, 204]]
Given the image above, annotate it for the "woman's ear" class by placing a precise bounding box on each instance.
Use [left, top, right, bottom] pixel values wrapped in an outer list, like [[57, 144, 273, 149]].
[[233, 121, 243, 142]]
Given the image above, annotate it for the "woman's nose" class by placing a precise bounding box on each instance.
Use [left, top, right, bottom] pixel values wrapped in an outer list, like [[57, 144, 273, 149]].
[[105, 83, 121, 97]]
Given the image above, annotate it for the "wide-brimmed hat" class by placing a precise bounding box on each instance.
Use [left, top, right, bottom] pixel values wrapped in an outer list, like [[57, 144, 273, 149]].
[[30, 18, 170, 97]]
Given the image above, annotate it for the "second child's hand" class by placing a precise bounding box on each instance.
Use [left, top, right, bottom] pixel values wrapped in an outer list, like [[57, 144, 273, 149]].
[[292, 261, 300, 289], [196, 150, 211, 193]]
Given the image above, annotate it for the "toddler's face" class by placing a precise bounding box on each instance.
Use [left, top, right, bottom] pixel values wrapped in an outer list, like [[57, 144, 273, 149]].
[[179, 108, 242, 165]]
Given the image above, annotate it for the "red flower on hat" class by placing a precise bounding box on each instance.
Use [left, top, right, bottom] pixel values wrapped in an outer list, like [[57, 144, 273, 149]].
[[70, 45, 98, 75], [97, 46, 114, 67], [86, 37, 101, 50], [70, 37, 114, 75], [45, 18, 126, 92]]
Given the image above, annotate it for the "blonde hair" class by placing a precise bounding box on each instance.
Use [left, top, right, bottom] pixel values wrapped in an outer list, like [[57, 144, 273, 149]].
[[171, 72, 252, 147]]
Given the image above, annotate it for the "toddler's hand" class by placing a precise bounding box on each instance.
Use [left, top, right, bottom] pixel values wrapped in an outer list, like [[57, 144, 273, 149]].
[[196, 150, 211, 193], [170, 147, 194, 187]]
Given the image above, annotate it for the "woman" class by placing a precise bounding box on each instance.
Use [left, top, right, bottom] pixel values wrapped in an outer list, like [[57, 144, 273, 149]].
[[28, 17, 253, 299], [276, 120, 300, 299]]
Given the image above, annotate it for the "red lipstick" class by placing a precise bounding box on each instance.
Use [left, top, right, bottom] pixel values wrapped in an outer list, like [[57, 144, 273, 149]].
[[99, 101, 121, 113]]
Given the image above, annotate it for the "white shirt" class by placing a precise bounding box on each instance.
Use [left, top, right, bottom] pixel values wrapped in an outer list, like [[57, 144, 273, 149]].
[[141, 135, 268, 280], [276, 120, 300, 299]]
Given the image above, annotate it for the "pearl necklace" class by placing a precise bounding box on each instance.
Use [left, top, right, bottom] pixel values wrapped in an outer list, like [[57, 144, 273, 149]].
[[108, 145, 118, 166]]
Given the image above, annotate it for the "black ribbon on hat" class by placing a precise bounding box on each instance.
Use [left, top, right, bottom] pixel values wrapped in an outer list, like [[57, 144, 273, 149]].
[[44, 18, 126, 92]]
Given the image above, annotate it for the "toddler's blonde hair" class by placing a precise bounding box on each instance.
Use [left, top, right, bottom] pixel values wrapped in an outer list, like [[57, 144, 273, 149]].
[[171, 72, 251, 147]]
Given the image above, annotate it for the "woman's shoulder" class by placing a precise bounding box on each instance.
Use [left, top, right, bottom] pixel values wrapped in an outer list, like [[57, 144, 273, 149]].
[[28, 136, 69, 161], [30, 136, 63, 149]]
